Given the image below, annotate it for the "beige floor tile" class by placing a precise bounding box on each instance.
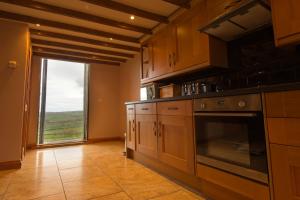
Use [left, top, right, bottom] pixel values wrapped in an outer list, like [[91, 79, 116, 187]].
[[10, 167, 60, 183], [94, 155, 141, 169], [33, 193, 66, 200], [104, 166, 162, 186], [21, 154, 57, 169], [92, 192, 131, 200], [122, 178, 180, 200], [59, 166, 104, 183], [63, 176, 122, 200], [149, 190, 205, 200], [3, 179, 63, 200], [0, 170, 15, 195], [56, 157, 94, 170]]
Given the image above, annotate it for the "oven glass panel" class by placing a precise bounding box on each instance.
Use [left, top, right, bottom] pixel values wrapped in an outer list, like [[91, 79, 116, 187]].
[[195, 113, 268, 173]]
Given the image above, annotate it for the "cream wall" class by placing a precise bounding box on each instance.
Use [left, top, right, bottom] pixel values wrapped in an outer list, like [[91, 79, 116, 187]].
[[88, 63, 121, 139], [27, 56, 42, 146], [0, 20, 29, 162], [119, 54, 141, 134]]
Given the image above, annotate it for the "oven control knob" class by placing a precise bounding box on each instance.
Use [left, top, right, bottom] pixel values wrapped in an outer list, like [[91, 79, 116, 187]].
[[200, 103, 206, 109], [238, 100, 246, 108]]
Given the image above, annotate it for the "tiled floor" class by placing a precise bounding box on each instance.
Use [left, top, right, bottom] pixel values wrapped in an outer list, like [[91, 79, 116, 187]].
[[0, 141, 205, 200]]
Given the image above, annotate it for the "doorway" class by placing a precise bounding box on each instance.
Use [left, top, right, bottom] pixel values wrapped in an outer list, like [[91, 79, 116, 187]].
[[38, 59, 88, 144]]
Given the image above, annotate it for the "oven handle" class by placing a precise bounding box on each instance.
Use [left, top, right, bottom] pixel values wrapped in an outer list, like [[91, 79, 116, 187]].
[[194, 112, 257, 117]]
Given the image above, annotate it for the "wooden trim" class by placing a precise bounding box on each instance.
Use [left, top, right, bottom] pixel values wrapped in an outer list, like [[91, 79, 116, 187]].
[[32, 46, 127, 63], [31, 38, 134, 58], [196, 164, 270, 199], [30, 29, 140, 52], [0, 11, 139, 43], [29, 141, 87, 149], [27, 137, 124, 149], [33, 52, 120, 66], [162, 0, 191, 9], [87, 137, 124, 144], [0, 160, 21, 170], [0, 0, 152, 34], [81, 0, 169, 23], [141, 61, 212, 84]]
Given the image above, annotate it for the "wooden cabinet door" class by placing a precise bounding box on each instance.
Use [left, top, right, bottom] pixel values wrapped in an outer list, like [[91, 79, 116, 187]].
[[271, 0, 300, 46], [126, 114, 135, 150], [157, 115, 195, 174], [141, 43, 153, 79], [174, 2, 209, 71], [136, 114, 158, 158], [152, 26, 173, 77], [270, 144, 300, 200]]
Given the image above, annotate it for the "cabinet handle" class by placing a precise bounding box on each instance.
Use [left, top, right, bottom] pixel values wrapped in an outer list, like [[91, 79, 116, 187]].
[[141, 108, 149, 111], [168, 54, 172, 67], [153, 121, 157, 136], [132, 120, 135, 132], [167, 107, 178, 110], [172, 52, 176, 67], [158, 121, 162, 137]]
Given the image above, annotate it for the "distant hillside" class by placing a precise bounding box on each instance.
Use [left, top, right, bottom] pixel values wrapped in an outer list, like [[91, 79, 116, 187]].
[[43, 111, 85, 143]]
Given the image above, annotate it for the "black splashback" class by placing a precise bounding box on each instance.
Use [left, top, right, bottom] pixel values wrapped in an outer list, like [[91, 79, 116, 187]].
[[227, 26, 300, 88]]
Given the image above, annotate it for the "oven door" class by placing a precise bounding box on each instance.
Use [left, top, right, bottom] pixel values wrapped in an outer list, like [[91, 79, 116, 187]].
[[194, 112, 268, 184]]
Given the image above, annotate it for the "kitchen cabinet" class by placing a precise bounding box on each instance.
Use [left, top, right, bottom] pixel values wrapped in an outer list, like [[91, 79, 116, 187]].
[[270, 0, 300, 46], [136, 114, 158, 159], [270, 144, 300, 200], [174, 1, 227, 71], [265, 90, 300, 200], [126, 114, 136, 150], [150, 24, 175, 78], [141, 43, 153, 79], [265, 90, 300, 118], [157, 100, 194, 174], [157, 115, 194, 174], [126, 105, 135, 150], [141, 0, 228, 83]]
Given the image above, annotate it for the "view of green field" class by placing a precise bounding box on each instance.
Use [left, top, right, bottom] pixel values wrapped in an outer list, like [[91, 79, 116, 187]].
[[43, 111, 84, 143]]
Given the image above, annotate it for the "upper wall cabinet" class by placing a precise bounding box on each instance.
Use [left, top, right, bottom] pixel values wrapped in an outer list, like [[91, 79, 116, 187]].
[[141, 0, 228, 83], [174, 0, 228, 71], [271, 0, 300, 46]]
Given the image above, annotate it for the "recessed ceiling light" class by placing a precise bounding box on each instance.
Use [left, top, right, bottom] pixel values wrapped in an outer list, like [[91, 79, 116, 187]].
[[130, 15, 135, 20], [109, 38, 113, 41], [36, 24, 40, 27]]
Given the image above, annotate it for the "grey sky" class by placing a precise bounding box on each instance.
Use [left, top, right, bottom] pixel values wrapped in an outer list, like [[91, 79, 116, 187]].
[[44, 59, 85, 112]]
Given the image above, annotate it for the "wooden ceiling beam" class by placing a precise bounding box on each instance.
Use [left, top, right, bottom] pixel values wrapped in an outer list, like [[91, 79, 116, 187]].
[[32, 46, 127, 63], [81, 0, 169, 23], [33, 51, 120, 66], [31, 38, 135, 58], [30, 29, 140, 52], [0, 0, 152, 34], [0, 11, 139, 43], [162, 0, 191, 8]]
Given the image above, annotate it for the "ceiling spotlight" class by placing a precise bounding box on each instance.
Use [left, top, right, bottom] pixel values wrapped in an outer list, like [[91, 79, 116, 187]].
[[130, 15, 135, 20], [109, 38, 113, 41], [36, 24, 40, 27]]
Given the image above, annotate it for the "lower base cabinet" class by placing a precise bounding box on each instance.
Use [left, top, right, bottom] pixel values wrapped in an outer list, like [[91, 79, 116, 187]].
[[157, 115, 194, 174], [270, 144, 300, 200], [136, 114, 158, 159], [126, 114, 135, 150]]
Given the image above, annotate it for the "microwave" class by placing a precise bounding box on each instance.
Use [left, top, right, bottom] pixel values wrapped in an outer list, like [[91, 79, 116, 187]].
[[140, 83, 159, 100]]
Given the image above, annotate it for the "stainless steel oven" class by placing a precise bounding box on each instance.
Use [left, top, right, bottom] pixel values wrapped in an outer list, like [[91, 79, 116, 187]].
[[194, 94, 268, 184]]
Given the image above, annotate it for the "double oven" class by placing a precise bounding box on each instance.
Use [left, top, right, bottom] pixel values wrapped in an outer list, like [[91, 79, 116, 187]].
[[194, 94, 268, 184]]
